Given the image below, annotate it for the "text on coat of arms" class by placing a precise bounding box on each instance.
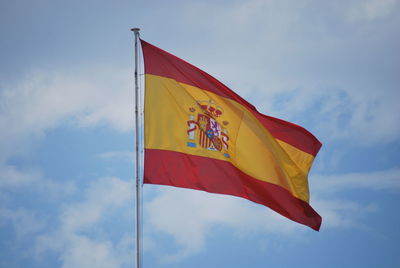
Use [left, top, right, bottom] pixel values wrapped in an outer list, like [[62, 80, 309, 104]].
[[186, 100, 230, 159]]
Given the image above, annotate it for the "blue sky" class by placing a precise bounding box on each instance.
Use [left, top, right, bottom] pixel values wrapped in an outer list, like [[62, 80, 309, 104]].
[[1, 0, 400, 267]]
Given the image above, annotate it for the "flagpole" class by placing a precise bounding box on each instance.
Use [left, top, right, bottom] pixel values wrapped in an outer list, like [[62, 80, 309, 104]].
[[131, 27, 142, 268]]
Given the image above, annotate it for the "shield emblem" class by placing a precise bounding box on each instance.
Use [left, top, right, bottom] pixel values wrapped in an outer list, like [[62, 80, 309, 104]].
[[197, 114, 222, 151]]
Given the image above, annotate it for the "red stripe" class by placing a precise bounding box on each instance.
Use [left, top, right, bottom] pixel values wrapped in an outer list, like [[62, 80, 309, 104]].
[[200, 131, 204, 147], [199, 131, 202, 145], [199, 131, 210, 148], [141, 39, 322, 156], [144, 149, 322, 231]]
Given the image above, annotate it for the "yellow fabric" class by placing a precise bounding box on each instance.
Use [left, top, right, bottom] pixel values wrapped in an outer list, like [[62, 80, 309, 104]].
[[145, 74, 315, 202]]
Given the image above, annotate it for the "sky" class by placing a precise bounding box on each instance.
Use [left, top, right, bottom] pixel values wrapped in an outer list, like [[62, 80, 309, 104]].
[[0, 0, 399, 267]]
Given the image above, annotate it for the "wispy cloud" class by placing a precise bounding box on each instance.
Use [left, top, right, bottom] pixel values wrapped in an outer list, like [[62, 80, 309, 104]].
[[347, 0, 399, 21], [312, 169, 400, 193], [0, 164, 39, 188], [35, 177, 134, 268], [145, 187, 298, 263], [313, 199, 377, 229], [0, 208, 45, 240], [0, 68, 133, 162], [97, 151, 134, 162], [171, 0, 400, 146], [144, 167, 400, 262], [0, 164, 76, 198]]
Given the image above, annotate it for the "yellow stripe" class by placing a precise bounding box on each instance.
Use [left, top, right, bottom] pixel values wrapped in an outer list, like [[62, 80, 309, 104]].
[[277, 140, 315, 174], [144, 74, 315, 202]]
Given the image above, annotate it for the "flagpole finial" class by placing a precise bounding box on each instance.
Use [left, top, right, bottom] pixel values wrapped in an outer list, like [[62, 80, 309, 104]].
[[131, 27, 140, 33]]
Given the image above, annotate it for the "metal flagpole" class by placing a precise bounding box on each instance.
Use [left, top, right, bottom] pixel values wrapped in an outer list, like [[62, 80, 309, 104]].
[[131, 27, 142, 268]]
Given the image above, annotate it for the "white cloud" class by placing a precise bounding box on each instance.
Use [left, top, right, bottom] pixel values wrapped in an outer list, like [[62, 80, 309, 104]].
[[0, 164, 76, 197], [0, 164, 39, 188], [313, 199, 377, 229], [97, 151, 134, 162], [172, 0, 400, 146], [0, 65, 138, 267], [312, 168, 400, 193], [60, 236, 121, 268], [0, 67, 134, 162], [137, 2, 400, 256], [60, 177, 131, 233], [145, 187, 296, 263], [2, 0, 399, 155], [36, 177, 134, 268], [347, 0, 399, 21], [144, 168, 399, 262], [273, 87, 400, 145], [0, 208, 45, 239]]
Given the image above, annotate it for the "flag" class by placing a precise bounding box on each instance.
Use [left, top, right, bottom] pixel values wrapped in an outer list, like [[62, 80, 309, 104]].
[[141, 39, 322, 230]]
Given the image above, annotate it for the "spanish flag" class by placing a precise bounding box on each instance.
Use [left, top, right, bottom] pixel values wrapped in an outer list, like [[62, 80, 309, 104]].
[[141, 39, 322, 230]]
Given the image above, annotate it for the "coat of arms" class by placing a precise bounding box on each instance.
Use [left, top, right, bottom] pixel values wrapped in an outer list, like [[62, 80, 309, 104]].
[[186, 100, 230, 159]]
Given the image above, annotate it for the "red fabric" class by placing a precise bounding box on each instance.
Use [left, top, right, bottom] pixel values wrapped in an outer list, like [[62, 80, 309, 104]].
[[141, 39, 322, 156], [144, 149, 322, 231]]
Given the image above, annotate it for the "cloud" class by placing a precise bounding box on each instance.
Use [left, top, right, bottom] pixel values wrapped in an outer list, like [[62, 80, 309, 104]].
[[312, 168, 400, 193], [273, 87, 400, 145], [0, 207, 45, 240], [0, 164, 39, 188], [60, 177, 131, 233], [0, 64, 138, 267], [145, 186, 298, 263], [170, 0, 400, 146], [0, 164, 77, 212], [144, 168, 399, 262], [0, 164, 76, 198], [313, 198, 377, 229], [97, 151, 134, 162], [347, 0, 399, 21], [144, 182, 378, 263], [0, 68, 134, 162], [2, 0, 400, 158], [35, 177, 134, 268]]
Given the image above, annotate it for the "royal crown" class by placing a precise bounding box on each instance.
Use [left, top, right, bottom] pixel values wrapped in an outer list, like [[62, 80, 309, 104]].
[[197, 100, 223, 118]]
